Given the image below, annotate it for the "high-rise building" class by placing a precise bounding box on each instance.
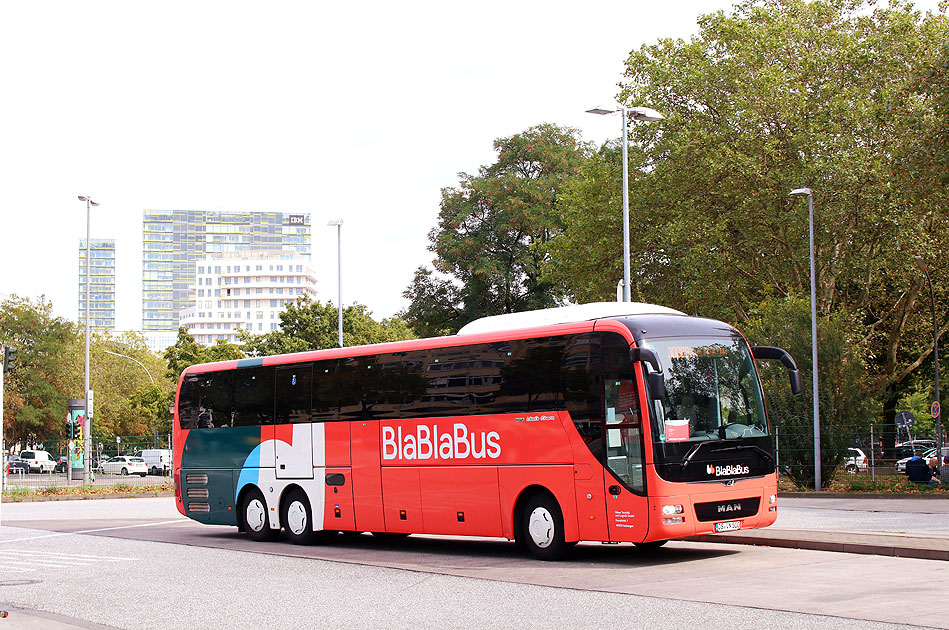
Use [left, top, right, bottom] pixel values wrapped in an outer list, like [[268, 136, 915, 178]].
[[142, 210, 311, 331], [180, 250, 317, 345], [78, 238, 116, 330]]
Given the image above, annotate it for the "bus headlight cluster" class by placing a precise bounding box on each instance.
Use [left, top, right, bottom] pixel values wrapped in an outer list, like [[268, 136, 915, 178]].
[[662, 504, 685, 524], [769, 495, 777, 512]]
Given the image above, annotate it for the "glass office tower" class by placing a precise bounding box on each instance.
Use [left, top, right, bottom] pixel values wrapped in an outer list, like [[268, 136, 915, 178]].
[[142, 211, 311, 331], [78, 238, 116, 330]]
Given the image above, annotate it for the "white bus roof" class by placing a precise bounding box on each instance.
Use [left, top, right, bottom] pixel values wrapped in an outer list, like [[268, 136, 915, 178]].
[[456, 302, 686, 336]]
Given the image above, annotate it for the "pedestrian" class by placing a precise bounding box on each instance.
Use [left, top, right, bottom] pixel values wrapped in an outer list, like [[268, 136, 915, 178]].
[[906, 450, 937, 484]]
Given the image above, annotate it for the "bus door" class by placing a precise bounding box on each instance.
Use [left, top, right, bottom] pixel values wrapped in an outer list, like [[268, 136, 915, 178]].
[[603, 377, 650, 543]]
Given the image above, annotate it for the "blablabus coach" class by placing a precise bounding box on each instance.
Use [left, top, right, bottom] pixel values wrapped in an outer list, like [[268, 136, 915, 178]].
[[174, 302, 801, 560]]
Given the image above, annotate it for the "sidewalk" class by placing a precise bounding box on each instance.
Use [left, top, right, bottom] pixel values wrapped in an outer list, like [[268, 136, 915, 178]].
[[691, 493, 949, 560]]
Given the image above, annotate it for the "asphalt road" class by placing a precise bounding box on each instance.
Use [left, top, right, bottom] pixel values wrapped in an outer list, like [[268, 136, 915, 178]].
[[0, 497, 945, 630]]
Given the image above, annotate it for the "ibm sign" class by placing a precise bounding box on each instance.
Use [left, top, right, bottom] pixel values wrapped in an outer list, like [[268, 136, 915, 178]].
[[289, 215, 306, 225]]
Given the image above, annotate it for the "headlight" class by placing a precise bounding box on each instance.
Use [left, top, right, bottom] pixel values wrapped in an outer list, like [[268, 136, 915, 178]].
[[661, 504, 684, 516]]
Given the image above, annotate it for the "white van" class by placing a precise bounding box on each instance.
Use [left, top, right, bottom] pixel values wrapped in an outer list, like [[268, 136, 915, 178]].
[[136, 449, 173, 475], [19, 450, 55, 473]]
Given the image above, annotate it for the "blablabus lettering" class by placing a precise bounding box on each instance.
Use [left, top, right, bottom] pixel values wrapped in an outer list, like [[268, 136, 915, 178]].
[[382, 422, 502, 462], [712, 464, 751, 477]]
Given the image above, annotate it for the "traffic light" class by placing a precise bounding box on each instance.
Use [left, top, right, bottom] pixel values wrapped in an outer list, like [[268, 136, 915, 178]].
[[3, 346, 16, 373]]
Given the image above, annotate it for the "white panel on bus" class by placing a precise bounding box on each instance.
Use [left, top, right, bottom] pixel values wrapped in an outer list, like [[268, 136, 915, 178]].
[[275, 424, 315, 479]]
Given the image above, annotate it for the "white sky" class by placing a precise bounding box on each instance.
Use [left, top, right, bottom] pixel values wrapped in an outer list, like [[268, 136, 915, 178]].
[[1, 1, 942, 330]]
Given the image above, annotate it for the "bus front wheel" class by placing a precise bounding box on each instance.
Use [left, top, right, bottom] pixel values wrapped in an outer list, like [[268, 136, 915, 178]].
[[281, 488, 316, 545], [241, 488, 276, 542], [519, 493, 570, 561]]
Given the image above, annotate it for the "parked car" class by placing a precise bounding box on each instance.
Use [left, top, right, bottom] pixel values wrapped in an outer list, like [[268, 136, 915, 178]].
[[895, 446, 949, 474], [18, 450, 56, 473], [896, 439, 937, 455], [99, 456, 147, 477], [135, 449, 172, 476], [54, 456, 69, 473], [5, 455, 29, 474], [844, 447, 868, 473]]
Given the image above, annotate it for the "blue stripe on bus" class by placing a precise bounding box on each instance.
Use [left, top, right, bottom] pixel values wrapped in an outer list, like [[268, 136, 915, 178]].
[[235, 443, 263, 502], [237, 358, 263, 369]]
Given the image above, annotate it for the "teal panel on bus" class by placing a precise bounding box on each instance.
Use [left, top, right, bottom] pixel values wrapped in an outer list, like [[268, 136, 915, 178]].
[[181, 426, 262, 469], [181, 468, 238, 526]]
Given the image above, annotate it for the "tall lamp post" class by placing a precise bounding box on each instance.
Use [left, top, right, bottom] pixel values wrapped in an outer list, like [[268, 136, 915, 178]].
[[103, 350, 154, 383], [327, 219, 343, 347], [916, 258, 942, 479], [586, 104, 664, 302], [789, 187, 821, 491], [78, 195, 99, 485]]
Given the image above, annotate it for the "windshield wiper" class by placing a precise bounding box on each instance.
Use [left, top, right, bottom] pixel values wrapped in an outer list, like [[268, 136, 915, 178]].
[[680, 439, 729, 469]]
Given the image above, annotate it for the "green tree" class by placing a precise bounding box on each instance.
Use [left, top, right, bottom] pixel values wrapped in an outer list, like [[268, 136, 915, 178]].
[[240, 296, 416, 356], [403, 124, 592, 334], [91, 331, 174, 439], [0, 295, 79, 446], [547, 0, 949, 447], [163, 328, 243, 381]]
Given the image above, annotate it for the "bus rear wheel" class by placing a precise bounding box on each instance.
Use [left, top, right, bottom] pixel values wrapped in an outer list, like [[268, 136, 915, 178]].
[[281, 488, 316, 545], [241, 487, 276, 542], [519, 493, 570, 561]]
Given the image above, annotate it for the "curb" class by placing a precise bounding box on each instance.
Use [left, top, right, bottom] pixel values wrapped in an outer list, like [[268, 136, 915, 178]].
[[1, 491, 174, 503], [690, 529, 949, 561], [779, 491, 949, 500]]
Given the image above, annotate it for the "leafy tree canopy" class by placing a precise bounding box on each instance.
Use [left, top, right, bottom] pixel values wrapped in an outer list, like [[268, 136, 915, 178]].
[[403, 123, 592, 335], [240, 296, 416, 356]]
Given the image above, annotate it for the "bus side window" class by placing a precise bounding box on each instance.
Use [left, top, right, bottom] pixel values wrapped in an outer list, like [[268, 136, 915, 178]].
[[563, 334, 601, 459], [178, 376, 201, 430], [233, 367, 273, 427], [200, 372, 233, 429], [338, 357, 368, 421], [276, 364, 312, 424], [313, 360, 337, 422]]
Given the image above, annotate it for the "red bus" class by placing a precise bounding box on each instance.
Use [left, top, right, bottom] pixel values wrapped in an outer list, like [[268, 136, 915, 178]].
[[173, 302, 800, 559]]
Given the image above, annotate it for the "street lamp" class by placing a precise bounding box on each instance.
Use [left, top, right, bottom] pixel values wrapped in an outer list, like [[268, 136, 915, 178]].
[[789, 187, 821, 491], [103, 350, 154, 383], [586, 104, 664, 302], [915, 257, 942, 479], [327, 219, 343, 348], [78, 195, 99, 485]]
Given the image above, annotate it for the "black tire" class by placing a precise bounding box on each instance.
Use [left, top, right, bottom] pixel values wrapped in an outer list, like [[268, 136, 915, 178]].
[[280, 488, 316, 545], [518, 493, 570, 561], [634, 539, 668, 551], [241, 487, 277, 542], [139, 473, 147, 477], [121, 468, 128, 476], [846, 464, 857, 474]]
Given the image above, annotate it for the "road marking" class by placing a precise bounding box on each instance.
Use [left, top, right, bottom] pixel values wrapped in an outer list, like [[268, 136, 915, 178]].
[[0, 549, 139, 574], [0, 519, 187, 545]]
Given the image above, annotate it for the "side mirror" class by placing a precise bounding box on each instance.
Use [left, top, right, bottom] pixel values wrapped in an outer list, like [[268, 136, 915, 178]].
[[630, 347, 666, 400], [751, 346, 803, 395], [648, 372, 666, 400]]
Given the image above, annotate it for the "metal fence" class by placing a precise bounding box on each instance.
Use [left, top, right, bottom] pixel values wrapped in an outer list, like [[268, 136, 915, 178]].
[[2, 434, 174, 493], [774, 425, 930, 489]]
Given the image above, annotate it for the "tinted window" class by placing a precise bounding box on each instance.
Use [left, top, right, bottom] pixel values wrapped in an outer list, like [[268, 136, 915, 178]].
[[178, 377, 200, 429], [233, 366, 274, 426], [339, 356, 370, 421], [276, 364, 311, 424], [313, 360, 337, 422], [197, 372, 233, 428]]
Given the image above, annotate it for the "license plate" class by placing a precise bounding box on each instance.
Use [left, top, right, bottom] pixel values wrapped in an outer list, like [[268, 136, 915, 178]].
[[715, 520, 741, 532]]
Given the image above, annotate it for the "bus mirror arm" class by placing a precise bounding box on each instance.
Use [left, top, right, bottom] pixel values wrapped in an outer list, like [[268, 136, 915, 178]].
[[751, 346, 803, 396], [630, 347, 666, 400]]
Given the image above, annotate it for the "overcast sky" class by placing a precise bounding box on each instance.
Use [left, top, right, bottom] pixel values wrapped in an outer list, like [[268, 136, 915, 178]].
[[1, 1, 942, 332]]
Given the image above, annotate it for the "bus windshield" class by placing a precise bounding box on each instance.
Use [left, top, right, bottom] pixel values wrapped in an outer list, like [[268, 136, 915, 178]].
[[645, 335, 768, 445]]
